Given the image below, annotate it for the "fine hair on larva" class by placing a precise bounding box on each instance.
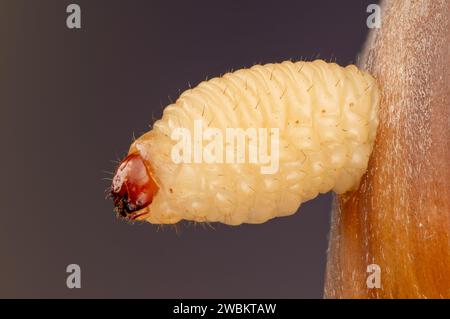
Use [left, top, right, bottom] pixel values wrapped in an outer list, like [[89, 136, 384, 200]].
[[115, 59, 380, 225]]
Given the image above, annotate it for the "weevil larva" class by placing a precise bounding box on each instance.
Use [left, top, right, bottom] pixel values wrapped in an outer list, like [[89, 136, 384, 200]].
[[111, 59, 380, 225]]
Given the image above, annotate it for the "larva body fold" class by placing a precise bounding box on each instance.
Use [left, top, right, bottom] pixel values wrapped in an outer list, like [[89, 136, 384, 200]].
[[128, 60, 380, 225]]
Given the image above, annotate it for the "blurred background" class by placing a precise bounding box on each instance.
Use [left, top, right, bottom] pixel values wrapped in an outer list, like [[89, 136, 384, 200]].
[[0, 0, 377, 298]]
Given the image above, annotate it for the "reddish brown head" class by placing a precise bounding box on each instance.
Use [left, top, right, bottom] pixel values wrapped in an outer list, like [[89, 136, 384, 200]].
[[111, 153, 159, 220]]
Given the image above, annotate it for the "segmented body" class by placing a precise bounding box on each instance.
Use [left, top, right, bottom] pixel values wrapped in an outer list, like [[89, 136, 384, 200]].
[[129, 59, 380, 225]]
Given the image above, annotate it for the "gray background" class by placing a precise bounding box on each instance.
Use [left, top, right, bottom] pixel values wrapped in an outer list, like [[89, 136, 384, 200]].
[[0, 0, 375, 298]]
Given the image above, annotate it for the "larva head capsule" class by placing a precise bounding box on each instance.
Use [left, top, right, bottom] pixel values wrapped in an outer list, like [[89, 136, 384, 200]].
[[110, 153, 159, 220]]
